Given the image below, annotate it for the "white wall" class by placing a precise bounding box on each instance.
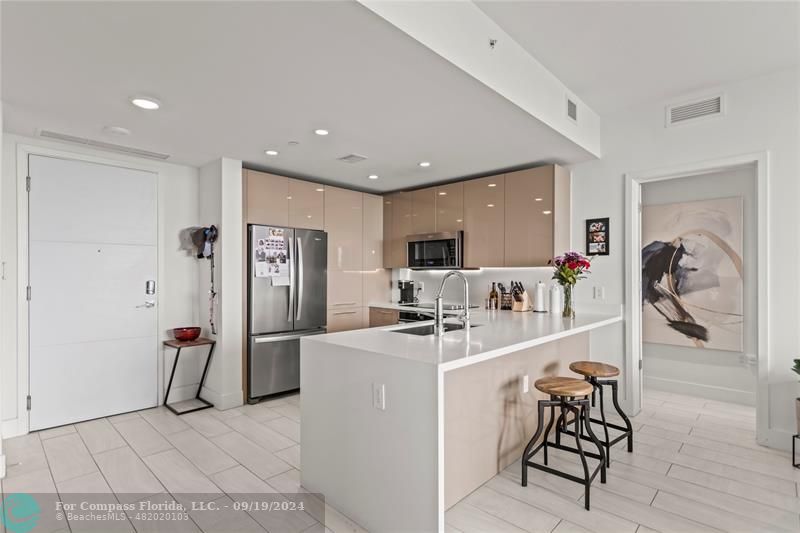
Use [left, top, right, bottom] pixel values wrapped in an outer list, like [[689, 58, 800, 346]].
[[0, 133, 201, 437], [197, 158, 243, 410], [641, 167, 758, 405], [569, 67, 800, 446]]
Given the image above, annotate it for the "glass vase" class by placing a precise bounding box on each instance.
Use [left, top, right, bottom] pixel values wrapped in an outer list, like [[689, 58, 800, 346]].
[[562, 284, 575, 319]]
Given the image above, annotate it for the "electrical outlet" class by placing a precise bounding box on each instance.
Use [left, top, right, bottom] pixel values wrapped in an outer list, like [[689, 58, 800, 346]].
[[372, 383, 386, 410], [522, 375, 529, 394], [418, 281, 424, 292], [593, 286, 606, 300]]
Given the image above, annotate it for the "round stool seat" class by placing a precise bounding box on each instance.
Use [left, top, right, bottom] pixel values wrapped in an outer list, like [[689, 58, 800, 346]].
[[535, 377, 594, 397], [569, 361, 620, 378]]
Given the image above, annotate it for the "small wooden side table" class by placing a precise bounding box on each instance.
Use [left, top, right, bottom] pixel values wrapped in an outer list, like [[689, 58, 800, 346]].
[[163, 337, 216, 415]]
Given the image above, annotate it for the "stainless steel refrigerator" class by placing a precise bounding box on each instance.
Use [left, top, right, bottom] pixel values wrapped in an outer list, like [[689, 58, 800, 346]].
[[247, 225, 327, 401]]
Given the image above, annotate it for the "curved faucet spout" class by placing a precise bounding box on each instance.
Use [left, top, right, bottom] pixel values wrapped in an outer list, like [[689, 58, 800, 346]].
[[433, 271, 470, 336]]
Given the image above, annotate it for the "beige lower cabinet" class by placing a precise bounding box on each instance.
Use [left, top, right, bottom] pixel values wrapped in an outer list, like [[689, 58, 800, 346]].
[[327, 307, 364, 333], [369, 307, 399, 327]]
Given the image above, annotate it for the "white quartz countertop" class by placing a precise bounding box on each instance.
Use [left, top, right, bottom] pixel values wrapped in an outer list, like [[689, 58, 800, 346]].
[[306, 308, 622, 372]]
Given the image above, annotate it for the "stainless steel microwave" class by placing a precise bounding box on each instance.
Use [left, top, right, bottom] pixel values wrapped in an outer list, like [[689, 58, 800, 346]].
[[406, 231, 463, 269]]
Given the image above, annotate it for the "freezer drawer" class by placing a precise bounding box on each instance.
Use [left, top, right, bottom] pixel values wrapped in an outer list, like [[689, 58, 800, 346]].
[[248, 330, 324, 400]]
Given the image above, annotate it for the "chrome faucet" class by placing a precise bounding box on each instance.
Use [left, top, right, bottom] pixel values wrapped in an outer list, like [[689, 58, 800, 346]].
[[433, 271, 470, 336]]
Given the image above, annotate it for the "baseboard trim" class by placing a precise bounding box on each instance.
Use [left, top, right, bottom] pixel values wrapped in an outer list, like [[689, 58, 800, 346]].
[[644, 376, 755, 406], [758, 427, 794, 453], [2, 417, 28, 439], [199, 387, 243, 410]]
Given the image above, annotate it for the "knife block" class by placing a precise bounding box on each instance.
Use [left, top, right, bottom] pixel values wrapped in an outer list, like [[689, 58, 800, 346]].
[[512, 291, 532, 312]]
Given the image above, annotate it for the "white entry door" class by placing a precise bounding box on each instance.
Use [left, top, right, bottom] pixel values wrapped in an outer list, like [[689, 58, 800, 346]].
[[28, 155, 158, 430]]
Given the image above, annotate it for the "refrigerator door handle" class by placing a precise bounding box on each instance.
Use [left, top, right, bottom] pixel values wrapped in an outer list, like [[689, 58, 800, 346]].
[[288, 236, 295, 323], [296, 237, 304, 321], [253, 332, 322, 343]]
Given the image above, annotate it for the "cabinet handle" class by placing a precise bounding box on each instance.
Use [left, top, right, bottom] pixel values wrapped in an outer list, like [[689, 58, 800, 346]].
[[333, 311, 357, 316], [332, 302, 357, 306]]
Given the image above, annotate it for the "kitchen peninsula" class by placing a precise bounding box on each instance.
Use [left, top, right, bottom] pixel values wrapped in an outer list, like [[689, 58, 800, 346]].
[[300, 308, 622, 532]]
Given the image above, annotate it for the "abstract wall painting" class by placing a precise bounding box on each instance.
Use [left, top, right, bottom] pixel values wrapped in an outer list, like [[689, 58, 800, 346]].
[[641, 197, 743, 352]]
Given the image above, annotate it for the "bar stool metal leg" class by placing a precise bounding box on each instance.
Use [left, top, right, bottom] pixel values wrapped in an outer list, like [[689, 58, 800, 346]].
[[521, 400, 547, 487], [542, 400, 557, 466], [596, 379, 611, 466], [610, 380, 634, 452]]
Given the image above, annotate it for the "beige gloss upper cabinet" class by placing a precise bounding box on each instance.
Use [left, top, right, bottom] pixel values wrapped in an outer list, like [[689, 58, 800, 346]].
[[244, 169, 289, 226], [288, 179, 324, 230], [324, 186, 363, 271], [435, 182, 464, 233], [387, 192, 412, 268], [382, 196, 393, 268], [463, 175, 504, 268], [363, 193, 384, 271], [410, 188, 436, 234], [504, 165, 567, 267]]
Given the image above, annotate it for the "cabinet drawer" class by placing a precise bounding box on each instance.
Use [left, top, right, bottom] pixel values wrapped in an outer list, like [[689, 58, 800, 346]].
[[327, 307, 364, 333], [369, 307, 399, 327]]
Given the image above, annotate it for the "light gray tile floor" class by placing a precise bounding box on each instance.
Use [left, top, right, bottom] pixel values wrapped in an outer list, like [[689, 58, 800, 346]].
[[2, 390, 792, 533]]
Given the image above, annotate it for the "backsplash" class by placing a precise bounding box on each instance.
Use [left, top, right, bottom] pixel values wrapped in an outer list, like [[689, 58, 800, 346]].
[[391, 267, 555, 309]]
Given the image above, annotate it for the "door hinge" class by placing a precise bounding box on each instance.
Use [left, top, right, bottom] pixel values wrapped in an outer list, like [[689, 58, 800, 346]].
[[26, 395, 31, 411], [26, 176, 31, 192], [26, 286, 31, 301]]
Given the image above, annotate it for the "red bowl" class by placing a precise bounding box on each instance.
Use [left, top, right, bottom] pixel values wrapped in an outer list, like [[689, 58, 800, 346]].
[[173, 327, 201, 342]]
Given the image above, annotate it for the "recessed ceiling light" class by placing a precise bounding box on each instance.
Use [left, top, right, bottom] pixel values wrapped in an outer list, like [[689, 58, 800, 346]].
[[488, 183, 497, 188], [456, 219, 463, 223], [316, 188, 324, 192], [287, 196, 292, 200], [487, 204, 495, 208], [288, 140, 300, 146], [534, 197, 543, 201], [438, 191, 447, 196], [314, 129, 329, 136], [418, 161, 431, 168], [543, 210, 552, 215], [368, 175, 379, 180], [307, 215, 313, 219], [265, 150, 279, 156], [130, 96, 160, 110], [103, 125, 131, 136]]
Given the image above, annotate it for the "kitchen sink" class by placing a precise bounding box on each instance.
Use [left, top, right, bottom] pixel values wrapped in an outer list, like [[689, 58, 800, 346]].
[[391, 323, 481, 336]]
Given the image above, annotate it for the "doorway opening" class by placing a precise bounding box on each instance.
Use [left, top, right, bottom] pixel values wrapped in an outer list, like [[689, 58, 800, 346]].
[[624, 153, 769, 446]]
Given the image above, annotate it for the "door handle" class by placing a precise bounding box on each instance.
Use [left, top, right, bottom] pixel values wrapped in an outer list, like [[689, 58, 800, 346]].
[[296, 237, 303, 321], [136, 300, 155, 308], [288, 235, 294, 323]]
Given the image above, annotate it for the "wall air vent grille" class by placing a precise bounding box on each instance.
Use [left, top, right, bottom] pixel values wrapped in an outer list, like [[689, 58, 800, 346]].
[[567, 98, 577, 122], [337, 153, 368, 164], [666, 94, 724, 127], [39, 130, 171, 160]]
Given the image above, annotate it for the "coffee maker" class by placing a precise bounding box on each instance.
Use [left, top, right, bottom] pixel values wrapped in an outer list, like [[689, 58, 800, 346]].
[[398, 280, 416, 304]]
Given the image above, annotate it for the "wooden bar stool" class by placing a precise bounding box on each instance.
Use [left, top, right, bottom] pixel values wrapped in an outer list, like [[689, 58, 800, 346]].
[[521, 377, 606, 510], [557, 361, 633, 467]]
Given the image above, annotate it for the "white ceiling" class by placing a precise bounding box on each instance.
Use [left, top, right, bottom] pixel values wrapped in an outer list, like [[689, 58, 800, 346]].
[[476, 1, 800, 115], [1, 1, 593, 192]]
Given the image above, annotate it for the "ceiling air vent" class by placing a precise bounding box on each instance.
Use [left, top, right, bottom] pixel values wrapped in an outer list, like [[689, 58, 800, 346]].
[[39, 130, 171, 160], [337, 153, 368, 164], [666, 94, 724, 127]]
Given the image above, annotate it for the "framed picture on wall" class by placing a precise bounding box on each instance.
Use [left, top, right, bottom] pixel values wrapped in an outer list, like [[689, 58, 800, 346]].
[[586, 217, 609, 256]]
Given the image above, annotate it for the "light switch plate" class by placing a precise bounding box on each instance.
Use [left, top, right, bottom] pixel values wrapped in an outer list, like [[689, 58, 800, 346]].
[[522, 375, 529, 394], [372, 383, 386, 410]]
